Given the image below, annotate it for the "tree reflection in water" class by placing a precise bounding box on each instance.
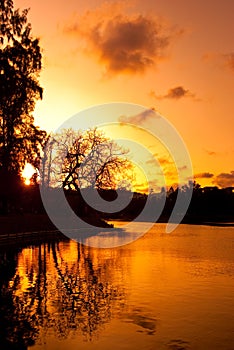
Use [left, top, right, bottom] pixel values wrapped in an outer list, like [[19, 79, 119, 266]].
[[0, 240, 126, 348], [0, 248, 38, 349]]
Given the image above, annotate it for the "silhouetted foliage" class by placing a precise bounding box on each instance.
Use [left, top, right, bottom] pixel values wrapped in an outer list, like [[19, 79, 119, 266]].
[[0, 0, 46, 213], [185, 182, 234, 223], [103, 182, 234, 224]]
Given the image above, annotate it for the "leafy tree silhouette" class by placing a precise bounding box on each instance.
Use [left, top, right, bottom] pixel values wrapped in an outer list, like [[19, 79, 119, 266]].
[[0, 0, 46, 213]]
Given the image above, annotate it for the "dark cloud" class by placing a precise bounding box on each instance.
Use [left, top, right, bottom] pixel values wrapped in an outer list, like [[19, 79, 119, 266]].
[[194, 172, 214, 179], [224, 52, 234, 71], [214, 171, 234, 188], [165, 86, 195, 99], [64, 5, 174, 75], [150, 86, 196, 100], [98, 16, 169, 73], [119, 108, 158, 125]]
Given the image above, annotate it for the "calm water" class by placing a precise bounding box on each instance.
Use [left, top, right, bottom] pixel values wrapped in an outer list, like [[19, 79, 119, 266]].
[[0, 223, 233, 350]]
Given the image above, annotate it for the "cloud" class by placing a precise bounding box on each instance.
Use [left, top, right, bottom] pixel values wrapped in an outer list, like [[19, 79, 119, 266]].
[[203, 52, 234, 73], [224, 52, 234, 71], [213, 171, 234, 188], [150, 86, 196, 100], [64, 3, 175, 75], [135, 179, 162, 193], [194, 172, 214, 179], [158, 157, 172, 166], [178, 165, 188, 171], [145, 156, 172, 167], [119, 108, 158, 125], [204, 149, 217, 156], [146, 158, 158, 166]]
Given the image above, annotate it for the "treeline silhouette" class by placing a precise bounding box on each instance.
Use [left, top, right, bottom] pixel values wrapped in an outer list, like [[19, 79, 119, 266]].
[[103, 183, 234, 224], [68, 182, 234, 224], [1, 181, 233, 226]]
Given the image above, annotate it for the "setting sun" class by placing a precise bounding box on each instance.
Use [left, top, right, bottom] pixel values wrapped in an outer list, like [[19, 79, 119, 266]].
[[21, 163, 36, 185]]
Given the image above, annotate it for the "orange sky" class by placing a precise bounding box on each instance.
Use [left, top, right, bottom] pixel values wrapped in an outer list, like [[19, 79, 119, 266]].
[[16, 0, 234, 189]]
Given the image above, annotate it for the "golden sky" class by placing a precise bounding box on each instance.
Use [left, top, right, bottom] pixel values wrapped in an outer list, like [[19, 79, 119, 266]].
[[16, 0, 234, 189]]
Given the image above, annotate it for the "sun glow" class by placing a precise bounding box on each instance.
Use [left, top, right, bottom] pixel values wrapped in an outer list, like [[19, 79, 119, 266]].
[[22, 163, 36, 185]]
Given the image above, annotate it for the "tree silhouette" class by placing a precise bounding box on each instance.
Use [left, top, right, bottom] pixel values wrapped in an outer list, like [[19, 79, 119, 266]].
[[42, 128, 133, 191], [0, 0, 46, 213]]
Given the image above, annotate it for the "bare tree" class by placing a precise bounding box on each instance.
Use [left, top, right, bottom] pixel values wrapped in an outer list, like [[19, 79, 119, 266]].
[[41, 128, 133, 191]]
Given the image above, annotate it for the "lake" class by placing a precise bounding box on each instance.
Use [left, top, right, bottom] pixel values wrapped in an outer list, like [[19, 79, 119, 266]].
[[0, 223, 233, 350]]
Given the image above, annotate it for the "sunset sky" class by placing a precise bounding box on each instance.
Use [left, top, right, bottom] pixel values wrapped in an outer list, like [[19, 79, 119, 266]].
[[16, 0, 234, 190]]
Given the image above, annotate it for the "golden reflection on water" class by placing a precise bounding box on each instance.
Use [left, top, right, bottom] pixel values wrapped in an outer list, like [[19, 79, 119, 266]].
[[0, 223, 234, 350], [12, 241, 127, 343]]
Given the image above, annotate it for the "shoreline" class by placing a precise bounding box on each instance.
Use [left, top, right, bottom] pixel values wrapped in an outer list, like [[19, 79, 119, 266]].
[[0, 229, 68, 248], [108, 217, 234, 227], [0, 213, 113, 247], [0, 215, 234, 248]]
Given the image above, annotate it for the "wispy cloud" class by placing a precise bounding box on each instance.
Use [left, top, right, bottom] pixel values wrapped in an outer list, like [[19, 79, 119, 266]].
[[204, 149, 217, 156], [150, 86, 196, 100], [158, 157, 172, 166], [178, 165, 188, 171], [213, 171, 234, 188], [119, 108, 158, 125], [194, 172, 214, 179], [203, 51, 234, 73], [135, 179, 162, 193], [64, 3, 178, 75], [145, 158, 158, 166], [145, 156, 172, 167]]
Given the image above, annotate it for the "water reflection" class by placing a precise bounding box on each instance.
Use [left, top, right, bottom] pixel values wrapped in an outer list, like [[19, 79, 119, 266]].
[[0, 241, 126, 348], [0, 248, 37, 349], [0, 224, 233, 350]]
